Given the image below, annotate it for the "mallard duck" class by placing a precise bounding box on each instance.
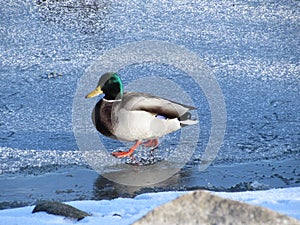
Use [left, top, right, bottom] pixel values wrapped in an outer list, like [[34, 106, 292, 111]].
[[86, 72, 198, 158]]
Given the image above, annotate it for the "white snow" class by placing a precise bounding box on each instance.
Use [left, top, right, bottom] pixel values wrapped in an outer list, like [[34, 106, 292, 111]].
[[0, 187, 299, 225]]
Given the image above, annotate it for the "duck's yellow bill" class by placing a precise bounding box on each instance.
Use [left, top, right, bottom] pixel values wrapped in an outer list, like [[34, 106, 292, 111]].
[[85, 86, 103, 98]]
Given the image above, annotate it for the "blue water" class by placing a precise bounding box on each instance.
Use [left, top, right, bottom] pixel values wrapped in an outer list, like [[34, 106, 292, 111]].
[[0, 0, 299, 208]]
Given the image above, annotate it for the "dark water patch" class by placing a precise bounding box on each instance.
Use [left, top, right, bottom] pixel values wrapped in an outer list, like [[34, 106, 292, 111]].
[[34, 0, 110, 34], [1, 156, 299, 209], [0, 165, 97, 210]]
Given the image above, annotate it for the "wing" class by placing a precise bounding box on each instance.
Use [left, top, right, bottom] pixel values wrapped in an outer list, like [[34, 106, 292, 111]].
[[121, 92, 196, 119]]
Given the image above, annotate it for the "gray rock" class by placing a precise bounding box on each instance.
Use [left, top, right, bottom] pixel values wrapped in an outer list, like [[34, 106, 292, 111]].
[[32, 201, 90, 221], [132, 190, 300, 225]]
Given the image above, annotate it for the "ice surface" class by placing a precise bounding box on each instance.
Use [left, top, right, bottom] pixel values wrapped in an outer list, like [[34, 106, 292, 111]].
[[0, 0, 299, 209]]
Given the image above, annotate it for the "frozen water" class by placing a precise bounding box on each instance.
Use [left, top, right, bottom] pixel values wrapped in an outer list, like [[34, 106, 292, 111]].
[[0, 0, 299, 208]]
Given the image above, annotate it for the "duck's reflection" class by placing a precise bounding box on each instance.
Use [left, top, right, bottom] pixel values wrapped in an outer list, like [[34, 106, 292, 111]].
[[93, 161, 186, 199]]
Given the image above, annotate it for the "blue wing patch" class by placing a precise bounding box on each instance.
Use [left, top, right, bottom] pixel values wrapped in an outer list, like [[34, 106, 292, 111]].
[[155, 114, 167, 119]]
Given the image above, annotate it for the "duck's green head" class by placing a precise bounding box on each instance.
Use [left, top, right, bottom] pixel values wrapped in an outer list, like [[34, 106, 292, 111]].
[[85, 72, 124, 100]]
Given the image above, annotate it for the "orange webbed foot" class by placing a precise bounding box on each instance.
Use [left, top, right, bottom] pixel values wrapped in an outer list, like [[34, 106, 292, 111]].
[[112, 140, 142, 158]]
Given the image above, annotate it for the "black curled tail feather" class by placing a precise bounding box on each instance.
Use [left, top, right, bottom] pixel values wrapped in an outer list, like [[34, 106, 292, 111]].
[[179, 112, 198, 127], [179, 112, 192, 121]]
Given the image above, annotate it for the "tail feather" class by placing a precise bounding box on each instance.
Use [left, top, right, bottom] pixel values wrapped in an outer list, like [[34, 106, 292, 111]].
[[179, 112, 198, 127]]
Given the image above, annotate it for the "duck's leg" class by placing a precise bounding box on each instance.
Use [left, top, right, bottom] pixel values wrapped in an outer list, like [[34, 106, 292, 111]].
[[112, 140, 142, 158], [142, 139, 159, 148]]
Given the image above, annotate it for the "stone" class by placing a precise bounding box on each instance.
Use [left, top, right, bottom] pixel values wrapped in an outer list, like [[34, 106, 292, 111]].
[[32, 201, 90, 221], [132, 190, 300, 225]]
